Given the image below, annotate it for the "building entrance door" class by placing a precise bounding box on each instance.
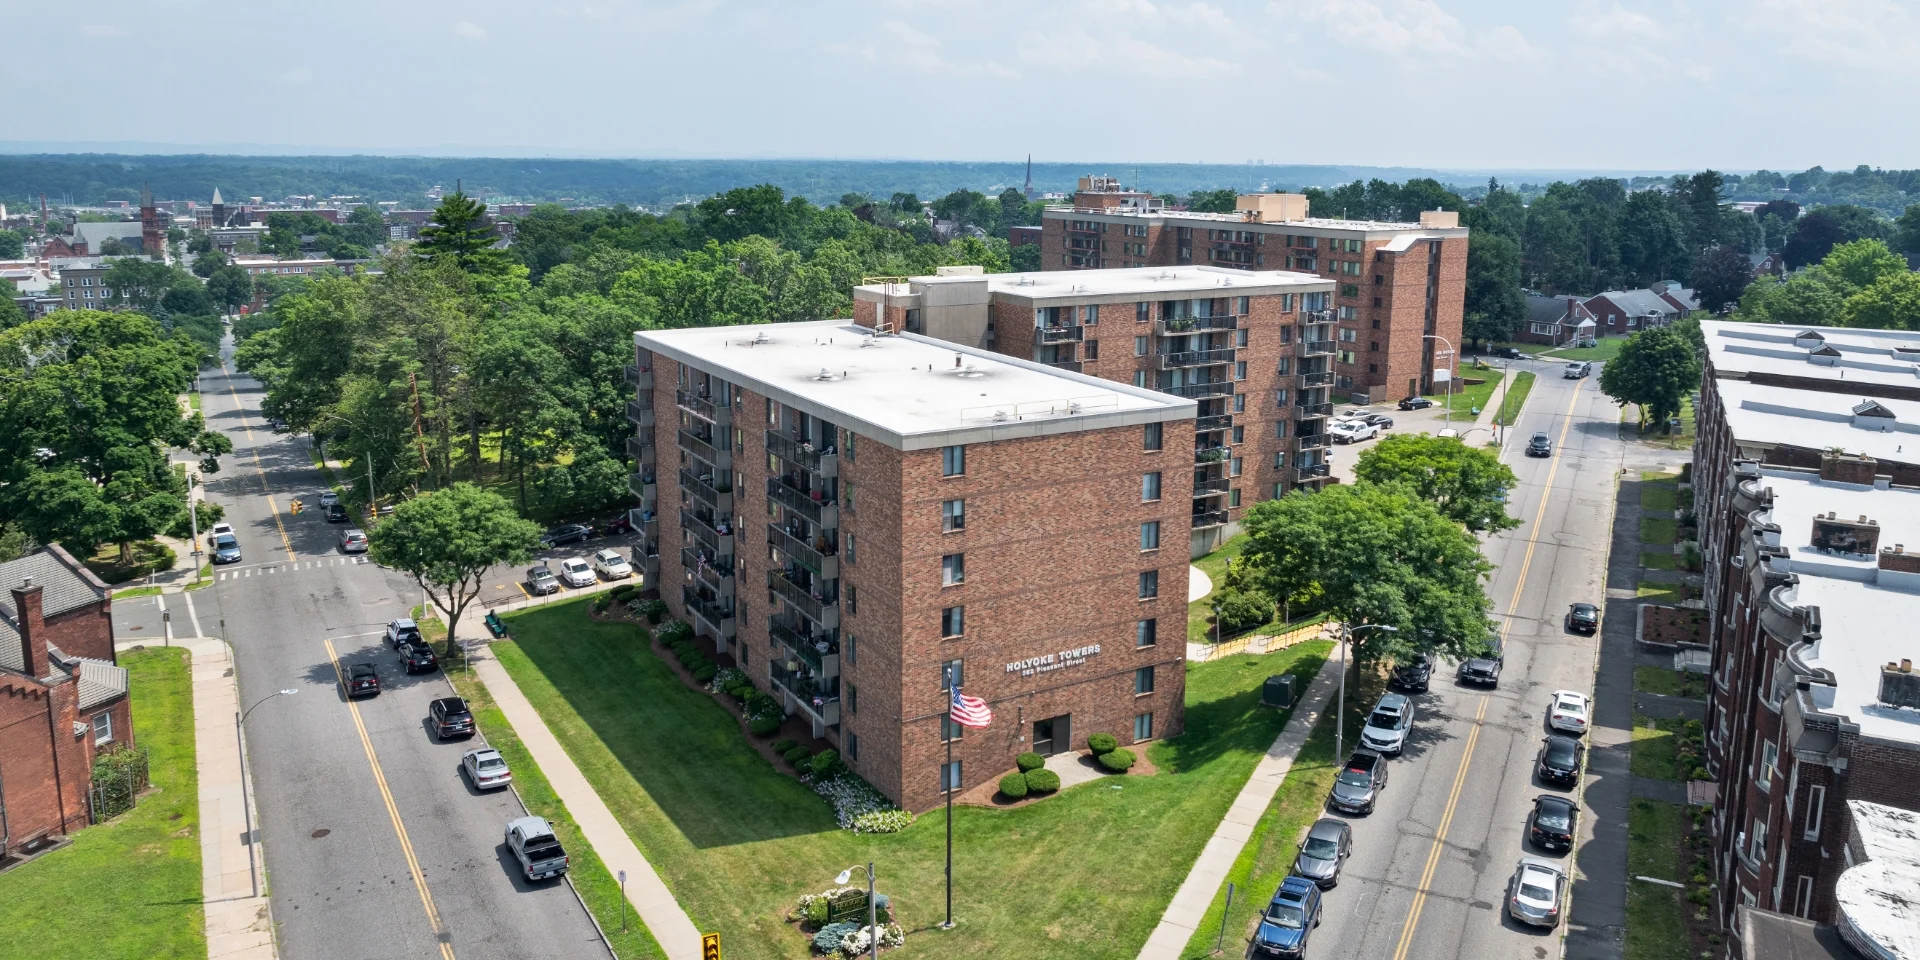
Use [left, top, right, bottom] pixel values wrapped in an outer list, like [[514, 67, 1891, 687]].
[[1032, 715, 1071, 756]]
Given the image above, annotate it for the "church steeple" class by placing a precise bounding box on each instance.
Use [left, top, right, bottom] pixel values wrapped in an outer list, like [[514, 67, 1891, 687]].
[[1023, 154, 1034, 202]]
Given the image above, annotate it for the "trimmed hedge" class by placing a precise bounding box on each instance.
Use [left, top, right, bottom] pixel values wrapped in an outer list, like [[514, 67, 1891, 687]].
[[655, 620, 692, 644], [748, 714, 781, 736], [782, 745, 811, 765], [1015, 752, 1045, 772], [1024, 768, 1060, 794], [610, 584, 638, 603], [771, 738, 798, 755], [691, 662, 718, 683], [809, 749, 841, 778], [1086, 733, 1118, 755], [998, 772, 1029, 799], [1097, 747, 1136, 773]]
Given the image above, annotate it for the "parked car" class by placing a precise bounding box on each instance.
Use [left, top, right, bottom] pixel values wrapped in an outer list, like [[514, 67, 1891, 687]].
[[1489, 345, 1522, 360], [504, 816, 569, 882], [323, 501, 349, 523], [339, 528, 369, 553], [1566, 602, 1599, 634], [527, 564, 560, 595], [1291, 818, 1352, 888], [462, 747, 512, 790], [1537, 735, 1584, 787], [1506, 857, 1567, 927], [557, 557, 596, 588], [1357, 413, 1395, 429], [1528, 794, 1579, 852], [1547, 690, 1591, 735], [343, 662, 380, 698], [1458, 653, 1503, 687], [1398, 396, 1436, 411], [1328, 749, 1388, 814], [1359, 692, 1416, 756], [318, 490, 340, 507], [1564, 361, 1592, 379], [429, 696, 475, 740], [538, 524, 592, 549], [1527, 432, 1553, 457], [598, 513, 635, 535], [1328, 419, 1379, 444], [1389, 653, 1433, 693], [385, 618, 423, 649], [210, 522, 234, 538], [591, 548, 633, 581], [212, 532, 242, 564], [398, 639, 439, 674], [1249, 876, 1321, 959]]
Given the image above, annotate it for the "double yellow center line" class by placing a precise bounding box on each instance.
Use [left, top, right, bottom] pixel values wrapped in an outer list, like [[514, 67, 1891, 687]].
[[1388, 379, 1586, 960]]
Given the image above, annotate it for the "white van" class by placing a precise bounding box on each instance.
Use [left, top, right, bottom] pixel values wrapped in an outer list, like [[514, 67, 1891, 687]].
[[1564, 361, 1592, 379]]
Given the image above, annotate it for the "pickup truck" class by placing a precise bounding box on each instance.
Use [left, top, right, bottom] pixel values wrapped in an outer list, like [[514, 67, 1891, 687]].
[[505, 816, 569, 882]]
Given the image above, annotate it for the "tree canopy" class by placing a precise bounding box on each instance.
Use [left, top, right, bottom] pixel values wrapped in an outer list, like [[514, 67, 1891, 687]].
[[367, 482, 540, 656], [1598, 325, 1702, 428], [1352, 434, 1519, 533]]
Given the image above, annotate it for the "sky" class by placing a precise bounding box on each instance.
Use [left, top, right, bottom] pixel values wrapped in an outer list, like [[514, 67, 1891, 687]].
[[5, 0, 1908, 171]]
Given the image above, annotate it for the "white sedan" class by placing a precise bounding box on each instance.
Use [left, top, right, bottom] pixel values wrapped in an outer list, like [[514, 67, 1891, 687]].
[[557, 557, 596, 588], [591, 548, 633, 581], [1547, 689, 1591, 735], [461, 747, 512, 790], [1328, 419, 1380, 444]]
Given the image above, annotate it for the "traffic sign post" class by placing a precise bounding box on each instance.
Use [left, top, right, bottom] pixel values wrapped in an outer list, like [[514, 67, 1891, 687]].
[[702, 932, 721, 960], [617, 870, 627, 933]]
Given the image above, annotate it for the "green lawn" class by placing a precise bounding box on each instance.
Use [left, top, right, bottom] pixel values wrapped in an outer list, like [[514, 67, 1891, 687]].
[[1423, 368, 1504, 415], [1494, 371, 1536, 426], [1641, 551, 1675, 571], [0, 648, 204, 958], [80, 539, 177, 585], [1640, 482, 1677, 513], [1544, 338, 1630, 362], [1637, 580, 1682, 603], [1624, 798, 1691, 960], [1641, 517, 1677, 545], [1630, 717, 1688, 781], [112, 585, 165, 599], [1186, 534, 1324, 644], [1633, 667, 1706, 700], [488, 598, 1333, 960]]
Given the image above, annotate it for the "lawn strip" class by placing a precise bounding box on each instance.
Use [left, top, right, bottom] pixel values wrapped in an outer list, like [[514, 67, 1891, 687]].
[[1623, 798, 1691, 960]]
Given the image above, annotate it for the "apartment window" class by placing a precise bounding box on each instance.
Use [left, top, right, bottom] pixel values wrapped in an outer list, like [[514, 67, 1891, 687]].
[[843, 482, 855, 513], [1273, 452, 1286, 469], [1750, 818, 1769, 863], [847, 684, 858, 714], [942, 553, 965, 586], [845, 431, 856, 462], [1794, 876, 1814, 919], [1233, 393, 1246, 413], [941, 658, 963, 690], [942, 498, 966, 532], [1142, 471, 1162, 502], [1371, 318, 1381, 329], [1338, 306, 1357, 321], [1133, 371, 1149, 387], [1274, 422, 1287, 439], [1803, 785, 1825, 840], [941, 759, 962, 793], [1144, 422, 1163, 451], [1140, 521, 1161, 551], [942, 444, 965, 477], [1274, 389, 1289, 407], [848, 731, 859, 761], [1229, 457, 1242, 478], [941, 714, 964, 741], [1135, 335, 1149, 356], [1273, 482, 1285, 498], [1136, 618, 1157, 647], [1136, 301, 1150, 322], [1234, 361, 1247, 381], [1082, 304, 1099, 325], [1236, 329, 1249, 348], [1341, 284, 1359, 298], [1138, 570, 1159, 600], [846, 633, 856, 666], [1230, 489, 1242, 507], [1232, 426, 1244, 444], [1135, 665, 1156, 694], [91, 711, 113, 745], [1373, 275, 1383, 285], [1339, 328, 1357, 342], [844, 532, 856, 564], [1372, 297, 1382, 308], [1338, 350, 1356, 365], [1369, 342, 1380, 352], [1134, 712, 1154, 741], [941, 607, 965, 638], [846, 584, 857, 614]]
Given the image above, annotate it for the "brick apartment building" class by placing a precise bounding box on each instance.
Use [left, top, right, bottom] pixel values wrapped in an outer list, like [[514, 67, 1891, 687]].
[[1038, 178, 1469, 405], [0, 547, 131, 859], [629, 320, 1193, 812], [1691, 320, 1920, 954], [850, 265, 1338, 555]]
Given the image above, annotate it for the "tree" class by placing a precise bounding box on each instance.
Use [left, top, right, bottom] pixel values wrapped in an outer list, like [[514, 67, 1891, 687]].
[[1238, 483, 1495, 670], [0, 297, 24, 331], [367, 483, 540, 658], [1463, 232, 1525, 345], [1598, 326, 1702, 429], [1352, 434, 1519, 533], [1842, 271, 1920, 331], [98, 237, 133, 256], [206, 265, 255, 312], [1617, 190, 1691, 284], [1680, 170, 1727, 249], [415, 191, 512, 279], [1690, 246, 1753, 313], [191, 250, 228, 278], [102, 258, 184, 314], [161, 280, 217, 318], [1784, 206, 1889, 268], [1821, 238, 1907, 290], [1187, 189, 1238, 213], [0, 230, 24, 259]]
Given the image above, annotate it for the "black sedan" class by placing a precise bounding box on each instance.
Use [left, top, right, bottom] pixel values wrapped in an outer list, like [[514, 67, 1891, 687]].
[[1358, 413, 1395, 429], [1566, 603, 1600, 634], [1389, 654, 1432, 693], [1292, 817, 1352, 888], [1398, 396, 1435, 411], [343, 662, 380, 698], [429, 696, 476, 740], [539, 523, 593, 548], [1529, 794, 1579, 852], [1537, 735, 1584, 787], [398, 639, 439, 674], [1458, 656, 1502, 687]]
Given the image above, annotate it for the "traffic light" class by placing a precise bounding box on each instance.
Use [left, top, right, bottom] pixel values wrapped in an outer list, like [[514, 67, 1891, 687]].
[[290, 499, 303, 515], [701, 933, 721, 960]]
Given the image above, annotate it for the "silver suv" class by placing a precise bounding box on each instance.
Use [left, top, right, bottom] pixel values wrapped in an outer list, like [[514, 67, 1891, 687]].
[[1359, 692, 1416, 756]]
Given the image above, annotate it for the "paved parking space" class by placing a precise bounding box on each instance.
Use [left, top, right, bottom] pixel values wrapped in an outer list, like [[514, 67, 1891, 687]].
[[473, 531, 650, 608]]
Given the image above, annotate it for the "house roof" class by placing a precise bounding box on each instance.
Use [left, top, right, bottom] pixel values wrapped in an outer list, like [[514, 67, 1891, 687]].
[[1660, 287, 1701, 311], [1525, 293, 1574, 327], [0, 547, 110, 676], [71, 221, 145, 250], [1587, 289, 1680, 317], [74, 657, 127, 709]]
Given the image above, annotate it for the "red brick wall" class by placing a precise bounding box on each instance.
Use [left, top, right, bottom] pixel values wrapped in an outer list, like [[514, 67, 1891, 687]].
[[0, 675, 92, 849]]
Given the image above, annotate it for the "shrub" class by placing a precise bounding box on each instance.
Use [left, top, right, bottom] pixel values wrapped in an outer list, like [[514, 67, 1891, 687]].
[[655, 620, 692, 644], [727, 685, 752, 701], [610, 584, 637, 603], [1024, 768, 1061, 794], [807, 900, 840, 933], [1086, 733, 1118, 755], [809, 749, 842, 778], [1015, 752, 1045, 772], [771, 738, 798, 755], [591, 594, 612, 613], [691, 662, 718, 683], [783, 746, 811, 765], [1216, 587, 1276, 634], [848, 809, 914, 834], [639, 598, 667, 623], [748, 714, 781, 736], [1097, 747, 1136, 773], [998, 772, 1029, 798], [811, 920, 859, 953]]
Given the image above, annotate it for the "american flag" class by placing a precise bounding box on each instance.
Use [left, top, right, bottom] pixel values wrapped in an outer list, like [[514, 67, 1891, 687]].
[[949, 686, 992, 728]]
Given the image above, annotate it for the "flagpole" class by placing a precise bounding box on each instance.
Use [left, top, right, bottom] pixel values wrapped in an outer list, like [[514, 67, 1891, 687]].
[[943, 708, 955, 930]]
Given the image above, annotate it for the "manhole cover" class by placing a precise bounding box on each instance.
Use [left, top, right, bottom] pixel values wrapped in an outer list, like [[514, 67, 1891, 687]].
[[311, 828, 330, 839]]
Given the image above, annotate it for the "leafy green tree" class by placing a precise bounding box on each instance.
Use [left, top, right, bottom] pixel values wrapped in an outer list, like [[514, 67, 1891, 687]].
[[1599, 326, 1702, 428], [98, 237, 133, 256], [1009, 243, 1041, 273], [0, 297, 25, 331], [1680, 170, 1727, 249], [1785, 207, 1888, 268], [415, 191, 513, 279], [1842, 271, 1920, 330], [1238, 483, 1495, 670], [0, 230, 24, 259], [1352, 434, 1519, 533], [1691, 245, 1753, 313], [1187, 189, 1238, 213], [1821, 239, 1907, 290], [191, 250, 228, 278], [1618, 190, 1691, 285], [161, 280, 217, 317], [342, 205, 388, 249], [1464, 232, 1525, 345], [102, 258, 184, 314], [367, 482, 540, 657], [206, 264, 254, 312]]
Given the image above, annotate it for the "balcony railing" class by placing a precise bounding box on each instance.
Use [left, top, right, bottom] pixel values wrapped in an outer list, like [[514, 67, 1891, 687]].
[[1194, 414, 1233, 433], [1297, 463, 1331, 482], [767, 570, 839, 630], [1297, 340, 1336, 356], [1193, 477, 1231, 496], [1191, 510, 1229, 529], [682, 508, 735, 557], [682, 587, 736, 640], [765, 430, 839, 478], [625, 434, 654, 461], [628, 472, 655, 503], [1037, 325, 1084, 343], [1301, 309, 1337, 324], [1157, 315, 1238, 335], [1045, 358, 1083, 372], [1161, 381, 1235, 400], [675, 389, 730, 424], [680, 468, 734, 513], [1160, 348, 1237, 370], [681, 547, 734, 594], [678, 428, 729, 470], [1296, 433, 1331, 451], [1297, 371, 1334, 389], [626, 400, 655, 427], [1296, 401, 1333, 418], [769, 617, 839, 678], [767, 477, 838, 526], [625, 364, 652, 390], [1194, 446, 1229, 465], [768, 523, 839, 579], [770, 663, 841, 726]]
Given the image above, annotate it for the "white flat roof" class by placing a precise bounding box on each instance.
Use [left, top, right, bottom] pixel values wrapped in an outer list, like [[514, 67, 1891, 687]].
[[1836, 800, 1920, 959], [855, 265, 1332, 305], [636, 320, 1193, 450], [1718, 380, 1920, 467], [1041, 205, 1465, 235], [1705, 320, 1920, 391]]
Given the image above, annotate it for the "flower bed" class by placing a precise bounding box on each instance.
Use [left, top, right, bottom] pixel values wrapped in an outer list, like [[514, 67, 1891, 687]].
[[804, 772, 914, 834]]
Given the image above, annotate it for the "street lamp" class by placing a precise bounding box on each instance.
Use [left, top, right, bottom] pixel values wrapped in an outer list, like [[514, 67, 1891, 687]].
[[1336, 625, 1397, 761], [238, 687, 297, 898], [833, 862, 879, 960], [1423, 335, 1456, 429]]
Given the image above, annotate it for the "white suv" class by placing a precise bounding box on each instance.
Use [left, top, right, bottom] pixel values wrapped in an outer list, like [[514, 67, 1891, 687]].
[[1360, 692, 1416, 756]]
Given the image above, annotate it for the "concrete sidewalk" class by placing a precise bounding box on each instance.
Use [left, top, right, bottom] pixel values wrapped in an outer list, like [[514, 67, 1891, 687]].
[[465, 640, 704, 960], [1137, 655, 1342, 960]]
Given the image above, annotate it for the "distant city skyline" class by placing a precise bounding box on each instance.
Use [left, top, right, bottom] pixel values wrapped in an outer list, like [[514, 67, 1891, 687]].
[[5, 0, 1908, 170]]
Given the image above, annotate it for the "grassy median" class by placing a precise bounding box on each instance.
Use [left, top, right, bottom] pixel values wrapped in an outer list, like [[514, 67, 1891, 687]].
[[490, 598, 1331, 960], [1624, 798, 1691, 960], [0, 647, 203, 959]]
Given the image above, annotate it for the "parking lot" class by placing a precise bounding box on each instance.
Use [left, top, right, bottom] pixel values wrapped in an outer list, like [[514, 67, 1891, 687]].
[[471, 527, 651, 608]]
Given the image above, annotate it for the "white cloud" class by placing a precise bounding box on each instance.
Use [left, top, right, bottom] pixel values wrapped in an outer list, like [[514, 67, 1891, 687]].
[[1573, 3, 1662, 40], [453, 21, 487, 41], [1478, 24, 1536, 61], [1295, 0, 1470, 56]]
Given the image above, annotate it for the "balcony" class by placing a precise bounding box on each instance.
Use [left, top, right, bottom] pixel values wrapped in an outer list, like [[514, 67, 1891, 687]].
[[767, 523, 839, 579], [631, 532, 660, 579], [1297, 340, 1336, 357], [1192, 510, 1229, 529], [628, 471, 656, 504], [1297, 463, 1331, 482], [625, 433, 655, 461], [682, 587, 737, 642], [682, 508, 735, 557], [626, 400, 655, 427], [1037, 325, 1084, 344], [676, 389, 730, 425], [767, 477, 838, 527], [1045, 358, 1083, 372], [1296, 401, 1333, 418], [625, 364, 653, 390], [1296, 433, 1331, 451], [769, 616, 839, 679], [680, 468, 734, 513], [1193, 477, 1231, 496], [1194, 414, 1233, 433], [770, 663, 841, 729], [1162, 381, 1235, 400], [681, 547, 734, 596], [767, 569, 839, 630], [1301, 309, 1337, 324], [678, 428, 730, 471], [1194, 446, 1229, 465], [1297, 371, 1334, 389], [765, 430, 839, 479], [1158, 315, 1238, 335], [1160, 348, 1236, 370]]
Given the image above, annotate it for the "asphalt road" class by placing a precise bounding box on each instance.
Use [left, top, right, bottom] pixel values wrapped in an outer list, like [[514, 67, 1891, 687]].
[[1302, 361, 1630, 960], [193, 334, 611, 960]]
